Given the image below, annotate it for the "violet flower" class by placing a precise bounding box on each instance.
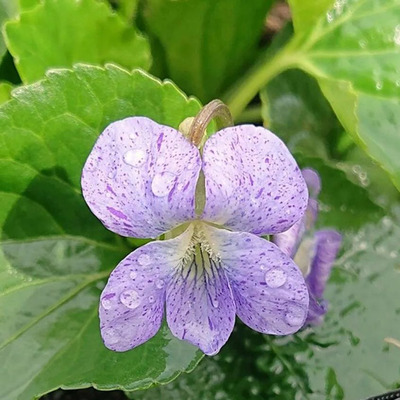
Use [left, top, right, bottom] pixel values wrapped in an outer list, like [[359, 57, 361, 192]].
[[273, 169, 342, 325], [81, 116, 309, 355]]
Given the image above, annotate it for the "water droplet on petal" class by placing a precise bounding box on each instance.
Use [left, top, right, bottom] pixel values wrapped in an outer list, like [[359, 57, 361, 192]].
[[149, 295, 155, 303], [212, 299, 219, 308], [123, 149, 147, 167], [101, 293, 115, 310], [108, 170, 116, 179], [104, 328, 119, 345], [259, 264, 266, 270], [285, 306, 305, 326], [129, 271, 137, 280], [156, 279, 165, 289], [265, 268, 287, 288], [101, 298, 112, 310], [151, 172, 176, 197], [138, 253, 151, 266], [120, 289, 140, 309]]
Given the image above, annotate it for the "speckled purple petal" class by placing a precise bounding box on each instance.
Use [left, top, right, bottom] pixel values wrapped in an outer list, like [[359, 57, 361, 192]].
[[166, 246, 236, 355], [99, 228, 193, 351], [302, 168, 321, 199], [306, 230, 342, 298], [205, 226, 309, 335], [82, 117, 201, 238], [202, 125, 308, 235]]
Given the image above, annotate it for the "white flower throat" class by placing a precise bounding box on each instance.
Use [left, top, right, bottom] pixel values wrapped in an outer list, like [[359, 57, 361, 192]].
[[172, 221, 222, 275]]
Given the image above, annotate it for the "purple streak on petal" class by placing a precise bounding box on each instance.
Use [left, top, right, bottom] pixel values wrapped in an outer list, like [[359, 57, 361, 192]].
[[302, 168, 321, 199], [82, 117, 201, 238], [205, 226, 309, 335], [202, 125, 308, 235], [273, 219, 306, 258], [99, 228, 193, 351], [306, 230, 342, 299], [305, 293, 328, 326], [166, 249, 236, 355]]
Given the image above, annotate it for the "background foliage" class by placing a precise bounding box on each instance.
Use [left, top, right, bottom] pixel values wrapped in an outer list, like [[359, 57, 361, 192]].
[[0, 0, 399, 399]]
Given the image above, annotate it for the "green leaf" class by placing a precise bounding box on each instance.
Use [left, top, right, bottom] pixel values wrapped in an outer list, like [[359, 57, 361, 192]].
[[0, 64, 203, 400], [260, 63, 400, 210], [4, 0, 151, 83], [109, 0, 138, 21], [18, 0, 41, 10], [295, 212, 400, 399], [341, 146, 400, 209], [287, 0, 400, 190], [126, 357, 229, 400], [0, 81, 13, 103], [297, 156, 384, 230], [260, 69, 341, 159], [140, 0, 273, 102], [0, 0, 18, 61], [288, 0, 331, 34]]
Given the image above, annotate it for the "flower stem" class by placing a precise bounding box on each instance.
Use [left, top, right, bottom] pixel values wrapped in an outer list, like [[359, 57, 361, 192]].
[[189, 99, 233, 147], [223, 40, 302, 120]]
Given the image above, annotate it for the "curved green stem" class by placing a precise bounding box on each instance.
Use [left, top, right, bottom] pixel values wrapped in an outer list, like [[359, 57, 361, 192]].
[[235, 105, 262, 124], [223, 39, 303, 119]]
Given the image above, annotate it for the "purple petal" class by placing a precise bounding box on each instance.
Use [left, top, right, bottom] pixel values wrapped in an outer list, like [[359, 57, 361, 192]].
[[305, 293, 328, 326], [82, 117, 201, 238], [205, 226, 309, 335], [99, 229, 193, 351], [166, 244, 236, 355], [272, 219, 306, 258], [273, 196, 318, 257], [202, 125, 308, 235], [306, 230, 342, 299], [302, 168, 321, 199]]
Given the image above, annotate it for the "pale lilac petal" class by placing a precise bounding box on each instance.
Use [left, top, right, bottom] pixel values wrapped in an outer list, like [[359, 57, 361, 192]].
[[82, 117, 201, 238], [305, 198, 318, 230], [272, 219, 306, 258], [204, 226, 309, 335], [99, 228, 192, 351], [306, 230, 342, 298], [202, 125, 308, 235], [305, 293, 327, 326], [302, 168, 321, 199], [166, 245, 236, 355], [273, 197, 317, 257], [273, 168, 320, 256]]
